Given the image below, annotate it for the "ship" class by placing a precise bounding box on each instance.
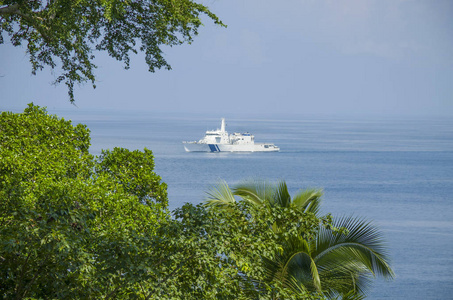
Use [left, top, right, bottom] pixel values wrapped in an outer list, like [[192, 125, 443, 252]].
[[183, 118, 280, 152]]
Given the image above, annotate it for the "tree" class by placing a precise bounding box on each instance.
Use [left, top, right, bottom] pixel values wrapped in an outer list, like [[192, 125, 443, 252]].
[[205, 180, 394, 299], [0, 0, 224, 102], [0, 104, 168, 299]]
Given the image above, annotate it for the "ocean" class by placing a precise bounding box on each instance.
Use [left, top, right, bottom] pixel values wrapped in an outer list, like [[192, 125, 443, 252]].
[[29, 109, 453, 299]]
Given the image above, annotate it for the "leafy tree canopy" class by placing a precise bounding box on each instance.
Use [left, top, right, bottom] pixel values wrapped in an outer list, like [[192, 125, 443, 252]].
[[0, 0, 224, 102], [0, 104, 169, 299]]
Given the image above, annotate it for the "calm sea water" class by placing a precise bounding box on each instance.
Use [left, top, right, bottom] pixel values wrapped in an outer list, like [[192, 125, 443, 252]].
[[45, 109, 453, 299]]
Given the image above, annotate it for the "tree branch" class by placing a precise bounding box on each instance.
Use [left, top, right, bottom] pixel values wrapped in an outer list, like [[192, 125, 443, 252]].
[[0, 4, 51, 42], [0, 4, 20, 16]]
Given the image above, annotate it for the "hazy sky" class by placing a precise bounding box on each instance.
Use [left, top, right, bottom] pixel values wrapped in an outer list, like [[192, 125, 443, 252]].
[[1, 0, 452, 116]]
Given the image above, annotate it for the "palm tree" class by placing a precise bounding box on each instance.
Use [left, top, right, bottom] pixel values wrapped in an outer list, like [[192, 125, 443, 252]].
[[205, 180, 394, 299]]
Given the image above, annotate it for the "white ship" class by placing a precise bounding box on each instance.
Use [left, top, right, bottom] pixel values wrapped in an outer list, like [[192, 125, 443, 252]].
[[183, 118, 280, 152]]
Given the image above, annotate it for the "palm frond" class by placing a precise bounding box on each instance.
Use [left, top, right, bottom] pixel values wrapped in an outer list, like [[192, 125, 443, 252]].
[[292, 188, 323, 214], [263, 236, 324, 293], [324, 288, 368, 300], [204, 180, 236, 210], [314, 216, 394, 280], [317, 259, 374, 296], [284, 238, 322, 293], [273, 181, 291, 208], [234, 179, 274, 207]]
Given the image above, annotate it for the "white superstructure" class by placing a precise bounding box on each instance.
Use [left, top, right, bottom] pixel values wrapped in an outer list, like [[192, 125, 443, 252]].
[[183, 118, 280, 152]]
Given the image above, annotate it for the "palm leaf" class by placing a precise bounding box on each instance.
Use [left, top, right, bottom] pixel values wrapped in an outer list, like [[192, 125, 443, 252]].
[[274, 181, 292, 208], [314, 216, 394, 279], [262, 236, 323, 293], [204, 180, 236, 210], [291, 188, 323, 214], [310, 216, 394, 297], [234, 179, 274, 207]]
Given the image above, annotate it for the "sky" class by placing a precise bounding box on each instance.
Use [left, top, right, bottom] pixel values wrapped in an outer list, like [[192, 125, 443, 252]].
[[1, 0, 452, 116]]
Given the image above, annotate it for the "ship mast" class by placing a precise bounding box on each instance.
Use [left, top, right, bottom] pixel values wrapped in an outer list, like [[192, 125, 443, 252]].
[[221, 118, 226, 132]]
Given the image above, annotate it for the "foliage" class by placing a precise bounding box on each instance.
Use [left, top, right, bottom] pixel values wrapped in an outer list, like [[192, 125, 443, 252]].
[[205, 181, 332, 299], [0, 104, 168, 299], [160, 202, 326, 300], [205, 180, 394, 299], [0, 104, 323, 299], [0, 0, 224, 102], [96, 147, 168, 206]]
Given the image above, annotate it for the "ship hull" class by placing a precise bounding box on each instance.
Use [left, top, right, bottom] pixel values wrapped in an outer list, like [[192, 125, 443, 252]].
[[183, 142, 279, 152]]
